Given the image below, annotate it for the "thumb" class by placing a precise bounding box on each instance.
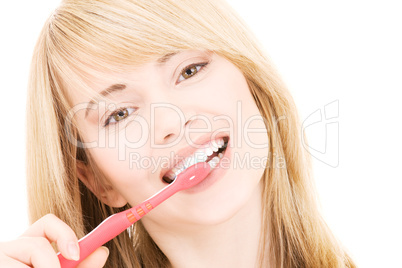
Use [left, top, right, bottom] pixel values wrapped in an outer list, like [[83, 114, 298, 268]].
[[76, 246, 109, 268]]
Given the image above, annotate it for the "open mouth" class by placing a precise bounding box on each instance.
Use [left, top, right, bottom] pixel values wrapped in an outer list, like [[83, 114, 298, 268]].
[[162, 136, 229, 184]]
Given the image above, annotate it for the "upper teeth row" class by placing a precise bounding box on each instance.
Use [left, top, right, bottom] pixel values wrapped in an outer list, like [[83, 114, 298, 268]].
[[167, 138, 226, 177]]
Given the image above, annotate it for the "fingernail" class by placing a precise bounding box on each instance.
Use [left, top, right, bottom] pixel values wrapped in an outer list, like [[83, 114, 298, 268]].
[[101, 246, 109, 256], [67, 241, 80, 261]]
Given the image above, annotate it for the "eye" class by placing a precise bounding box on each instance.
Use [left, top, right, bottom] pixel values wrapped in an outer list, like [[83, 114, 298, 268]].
[[177, 62, 208, 83], [104, 107, 136, 126]]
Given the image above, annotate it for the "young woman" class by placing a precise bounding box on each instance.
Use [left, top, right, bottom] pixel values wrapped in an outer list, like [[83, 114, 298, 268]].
[[0, 0, 356, 267]]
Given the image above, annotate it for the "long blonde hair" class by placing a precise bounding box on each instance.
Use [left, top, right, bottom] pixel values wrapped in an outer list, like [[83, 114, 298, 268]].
[[26, 0, 356, 267]]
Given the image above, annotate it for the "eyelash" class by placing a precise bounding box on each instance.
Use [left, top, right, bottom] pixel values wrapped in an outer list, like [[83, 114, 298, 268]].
[[104, 62, 209, 127], [104, 107, 137, 127], [177, 62, 209, 83]]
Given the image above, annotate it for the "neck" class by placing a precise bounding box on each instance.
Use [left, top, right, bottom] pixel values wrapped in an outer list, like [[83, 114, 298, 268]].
[[146, 184, 264, 268]]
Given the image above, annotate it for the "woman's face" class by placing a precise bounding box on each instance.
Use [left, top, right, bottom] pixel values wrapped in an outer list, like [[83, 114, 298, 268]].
[[69, 50, 268, 231]]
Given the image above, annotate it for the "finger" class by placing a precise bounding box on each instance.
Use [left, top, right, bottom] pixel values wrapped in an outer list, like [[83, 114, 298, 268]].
[[77, 246, 109, 268], [0, 256, 31, 268], [0, 237, 61, 268], [21, 214, 80, 261]]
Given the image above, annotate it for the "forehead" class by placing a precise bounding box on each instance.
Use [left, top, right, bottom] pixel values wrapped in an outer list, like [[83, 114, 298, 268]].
[[67, 50, 212, 102]]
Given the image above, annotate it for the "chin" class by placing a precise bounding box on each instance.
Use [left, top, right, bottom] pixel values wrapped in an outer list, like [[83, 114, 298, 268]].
[[179, 185, 261, 227]]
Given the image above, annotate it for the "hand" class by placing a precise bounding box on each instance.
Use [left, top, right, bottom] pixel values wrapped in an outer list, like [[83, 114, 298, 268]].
[[0, 214, 109, 268]]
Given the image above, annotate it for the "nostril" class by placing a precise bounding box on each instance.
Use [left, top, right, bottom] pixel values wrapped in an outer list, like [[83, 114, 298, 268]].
[[164, 133, 173, 139], [184, 119, 193, 127]]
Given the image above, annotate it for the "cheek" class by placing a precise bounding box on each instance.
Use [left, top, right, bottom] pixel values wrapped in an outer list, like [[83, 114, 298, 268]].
[[85, 140, 158, 203], [215, 64, 269, 184], [206, 60, 259, 117], [213, 63, 269, 151], [79, 118, 149, 184]]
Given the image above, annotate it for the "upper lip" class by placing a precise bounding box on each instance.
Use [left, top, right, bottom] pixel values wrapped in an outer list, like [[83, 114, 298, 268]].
[[159, 132, 230, 181]]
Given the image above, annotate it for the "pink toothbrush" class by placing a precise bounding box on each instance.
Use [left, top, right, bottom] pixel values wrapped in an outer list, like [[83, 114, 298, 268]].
[[58, 162, 211, 268]]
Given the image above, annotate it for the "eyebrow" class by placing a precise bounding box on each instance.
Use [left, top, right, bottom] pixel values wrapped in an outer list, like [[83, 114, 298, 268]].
[[84, 52, 179, 118], [85, 84, 127, 118], [157, 52, 178, 64]]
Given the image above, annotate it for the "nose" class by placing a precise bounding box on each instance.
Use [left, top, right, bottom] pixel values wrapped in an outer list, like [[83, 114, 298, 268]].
[[151, 102, 193, 146]]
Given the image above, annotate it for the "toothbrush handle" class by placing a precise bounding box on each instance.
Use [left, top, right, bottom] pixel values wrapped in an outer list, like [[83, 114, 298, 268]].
[[58, 210, 139, 268], [58, 163, 209, 267], [57, 185, 174, 268]]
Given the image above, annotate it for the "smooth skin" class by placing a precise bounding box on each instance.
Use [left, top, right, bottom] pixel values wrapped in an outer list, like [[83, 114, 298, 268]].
[[2, 51, 268, 267], [0, 214, 109, 268]]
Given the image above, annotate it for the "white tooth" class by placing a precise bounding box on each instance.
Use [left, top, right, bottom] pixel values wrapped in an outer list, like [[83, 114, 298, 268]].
[[217, 138, 224, 147], [211, 144, 219, 152], [194, 151, 206, 162], [218, 153, 223, 158], [186, 152, 206, 168], [173, 166, 182, 173], [211, 141, 219, 152], [170, 167, 179, 175], [174, 168, 183, 176], [169, 148, 213, 178], [166, 170, 175, 177], [205, 147, 213, 156]]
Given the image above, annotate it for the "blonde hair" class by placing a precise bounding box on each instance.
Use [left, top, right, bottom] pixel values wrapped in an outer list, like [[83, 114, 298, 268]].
[[26, 0, 356, 267]]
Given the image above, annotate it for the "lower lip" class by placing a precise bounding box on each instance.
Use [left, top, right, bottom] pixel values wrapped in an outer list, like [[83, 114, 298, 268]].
[[183, 139, 231, 194]]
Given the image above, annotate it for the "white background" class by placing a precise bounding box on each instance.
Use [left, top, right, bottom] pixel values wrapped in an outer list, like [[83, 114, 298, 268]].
[[0, 1, 401, 267]]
